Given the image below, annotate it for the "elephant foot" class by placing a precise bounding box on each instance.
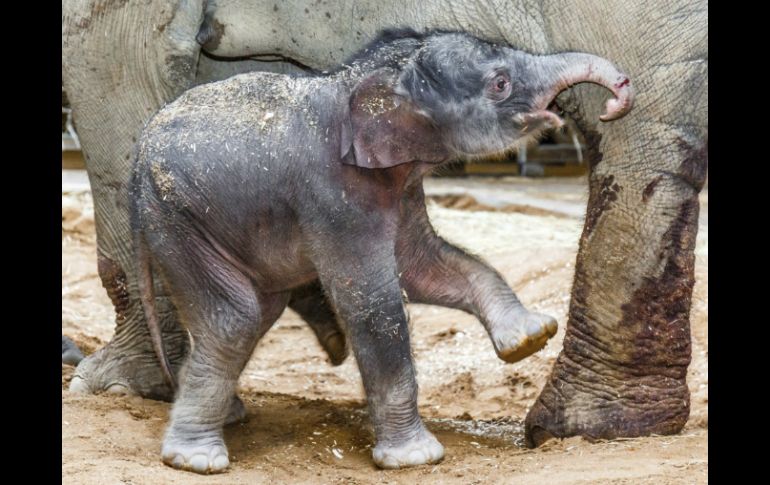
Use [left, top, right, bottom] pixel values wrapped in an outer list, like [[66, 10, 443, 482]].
[[524, 355, 690, 447], [372, 428, 445, 469], [162, 433, 229, 474], [491, 310, 558, 363], [321, 331, 349, 366], [68, 341, 181, 401]]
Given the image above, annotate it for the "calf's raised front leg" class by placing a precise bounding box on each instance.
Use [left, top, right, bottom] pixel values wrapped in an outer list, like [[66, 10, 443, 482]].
[[396, 184, 557, 363]]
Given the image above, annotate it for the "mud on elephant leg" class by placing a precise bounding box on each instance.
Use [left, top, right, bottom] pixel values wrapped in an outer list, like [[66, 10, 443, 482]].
[[524, 114, 706, 446], [69, 251, 189, 401]]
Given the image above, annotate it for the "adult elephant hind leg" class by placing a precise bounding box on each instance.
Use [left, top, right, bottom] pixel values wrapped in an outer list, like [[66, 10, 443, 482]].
[[288, 280, 349, 365], [153, 237, 289, 474], [69, 249, 189, 401], [524, 112, 706, 446], [63, 0, 204, 401]]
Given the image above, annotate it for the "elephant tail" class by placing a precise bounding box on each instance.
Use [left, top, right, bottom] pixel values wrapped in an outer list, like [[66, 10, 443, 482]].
[[135, 229, 178, 390]]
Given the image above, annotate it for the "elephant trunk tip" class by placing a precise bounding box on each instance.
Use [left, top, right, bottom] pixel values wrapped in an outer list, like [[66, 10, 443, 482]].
[[537, 53, 636, 122], [599, 76, 634, 121]]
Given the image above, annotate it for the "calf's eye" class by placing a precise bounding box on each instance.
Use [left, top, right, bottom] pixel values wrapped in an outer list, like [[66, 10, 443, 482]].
[[488, 73, 511, 100]]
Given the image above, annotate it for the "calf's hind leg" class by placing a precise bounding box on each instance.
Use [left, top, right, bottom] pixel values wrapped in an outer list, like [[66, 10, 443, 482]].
[[226, 282, 347, 426], [289, 280, 349, 365], [149, 235, 288, 474]]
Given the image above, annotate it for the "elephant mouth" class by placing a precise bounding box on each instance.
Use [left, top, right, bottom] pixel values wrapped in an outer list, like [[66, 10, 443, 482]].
[[513, 104, 565, 135]]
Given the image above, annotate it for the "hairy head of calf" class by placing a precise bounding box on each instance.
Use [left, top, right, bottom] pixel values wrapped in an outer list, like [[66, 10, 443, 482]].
[[340, 30, 634, 169]]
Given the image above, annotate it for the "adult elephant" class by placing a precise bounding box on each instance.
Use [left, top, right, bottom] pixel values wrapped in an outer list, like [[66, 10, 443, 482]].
[[62, 0, 707, 446]]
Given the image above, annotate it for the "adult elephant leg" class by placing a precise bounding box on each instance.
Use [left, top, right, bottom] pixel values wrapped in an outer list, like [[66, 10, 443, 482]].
[[525, 70, 707, 445], [62, 0, 205, 400]]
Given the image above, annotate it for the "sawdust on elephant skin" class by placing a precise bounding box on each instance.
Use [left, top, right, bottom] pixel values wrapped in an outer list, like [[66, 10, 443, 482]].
[[62, 176, 708, 484]]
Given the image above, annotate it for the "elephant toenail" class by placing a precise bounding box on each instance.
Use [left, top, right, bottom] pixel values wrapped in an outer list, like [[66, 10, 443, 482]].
[[213, 454, 229, 470], [189, 454, 209, 473]]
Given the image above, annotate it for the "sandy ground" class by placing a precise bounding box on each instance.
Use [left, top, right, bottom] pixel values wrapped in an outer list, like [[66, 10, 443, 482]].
[[62, 172, 708, 484]]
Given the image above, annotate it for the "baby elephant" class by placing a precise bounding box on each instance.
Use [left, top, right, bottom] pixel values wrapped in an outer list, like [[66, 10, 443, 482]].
[[131, 29, 633, 473]]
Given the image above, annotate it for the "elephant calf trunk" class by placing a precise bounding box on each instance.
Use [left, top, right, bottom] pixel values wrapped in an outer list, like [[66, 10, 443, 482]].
[[534, 52, 635, 121]]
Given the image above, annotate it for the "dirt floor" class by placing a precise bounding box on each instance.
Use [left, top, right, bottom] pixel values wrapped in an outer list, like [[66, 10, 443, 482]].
[[62, 173, 708, 484]]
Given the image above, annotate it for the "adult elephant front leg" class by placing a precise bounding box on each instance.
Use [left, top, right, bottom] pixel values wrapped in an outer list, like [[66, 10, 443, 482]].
[[63, 0, 205, 399], [524, 80, 706, 445], [310, 222, 443, 469], [396, 184, 557, 363]]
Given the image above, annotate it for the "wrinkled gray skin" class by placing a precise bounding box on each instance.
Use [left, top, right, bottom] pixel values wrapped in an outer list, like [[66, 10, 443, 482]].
[[131, 31, 631, 473], [62, 0, 706, 456]]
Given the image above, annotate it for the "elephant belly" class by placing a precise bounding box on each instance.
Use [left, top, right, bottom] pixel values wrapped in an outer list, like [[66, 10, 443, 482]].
[[242, 232, 319, 293], [190, 202, 319, 293]]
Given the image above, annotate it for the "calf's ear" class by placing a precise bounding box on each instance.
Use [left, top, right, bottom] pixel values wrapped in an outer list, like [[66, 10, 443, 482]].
[[340, 68, 448, 169]]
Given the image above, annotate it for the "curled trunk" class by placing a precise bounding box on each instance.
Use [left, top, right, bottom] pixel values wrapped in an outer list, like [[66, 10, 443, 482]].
[[532, 52, 635, 121]]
